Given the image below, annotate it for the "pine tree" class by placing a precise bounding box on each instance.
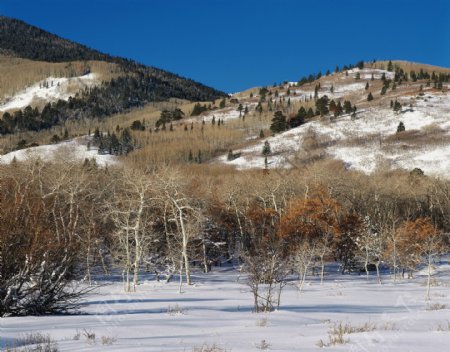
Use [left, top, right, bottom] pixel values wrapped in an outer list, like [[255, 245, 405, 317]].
[[219, 98, 226, 108], [259, 129, 265, 138], [367, 92, 374, 101], [188, 149, 193, 162], [270, 111, 287, 133], [343, 100, 352, 114], [397, 121, 405, 133], [365, 82, 369, 90], [227, 149, 234, 161], [237, 103, 243, 117], [355, 72, 360, 80], [262, 141, 271, 156], [335, 101, 343, 117], [387, 60, 394, 72], [212, 115, 216, 125], [315, 95, 330, 116], [393, 100, 402, 112]]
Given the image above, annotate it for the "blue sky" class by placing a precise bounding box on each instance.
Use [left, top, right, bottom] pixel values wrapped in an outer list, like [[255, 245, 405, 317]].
[[1, 0, 449, 92]]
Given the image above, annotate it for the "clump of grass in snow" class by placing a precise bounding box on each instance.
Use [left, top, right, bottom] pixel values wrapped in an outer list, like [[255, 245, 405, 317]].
[[426, 303, 447, 311], [4, 332, 58, 352], [167, 303, 187, 316], [255, 317, 268, 327], [255, 339, 271, 350], [436, 321, 450, 332], [192, 343, 230, 352], [317, 321, 377, 348]]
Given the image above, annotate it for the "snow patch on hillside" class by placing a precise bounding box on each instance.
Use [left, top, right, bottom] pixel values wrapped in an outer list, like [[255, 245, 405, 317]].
[[0, 136, 118, 167], [217, 90, 450, 178], [0, 73, 98, 112]]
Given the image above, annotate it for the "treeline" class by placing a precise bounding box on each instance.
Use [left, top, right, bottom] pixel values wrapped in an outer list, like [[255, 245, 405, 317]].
[[1, 161, 449, 315]]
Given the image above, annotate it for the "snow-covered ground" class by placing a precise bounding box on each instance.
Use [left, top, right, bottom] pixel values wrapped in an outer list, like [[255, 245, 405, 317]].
[[1, 262, 450, 351], [0, 136, 118, 167], [0, 73, 98, 112], [217, 82, 450, 178]]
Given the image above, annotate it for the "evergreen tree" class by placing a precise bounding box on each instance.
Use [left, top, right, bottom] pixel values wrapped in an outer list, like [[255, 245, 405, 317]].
[[355, 72, 360, 80], [262, 141, 271, 156], [365, 82, 369, 90], [315, 95, 330, 116], [397, 121, 405, 133], [289, 107, 306, 128], [393, 100, 402, 112], [227, 149, 234, 161], [259, 129, 265, 138], [387, 60, 394, 72], [367, 92, 374, 101], [237, 103, 244, 117], [270, 111, 287, 133], [188, 149, 193, 162], [120, 128, 134, 154], [110, 133, 120, 154], [343, 100, 352, 114], [335, 101, 343, 117], [219, 98, 226, 108]]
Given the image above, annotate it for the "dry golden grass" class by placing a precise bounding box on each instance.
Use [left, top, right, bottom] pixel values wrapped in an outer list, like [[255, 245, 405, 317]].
[[372, 60, 450, 74], [125, 124, 246, 168], [0, 55, 120, 99]]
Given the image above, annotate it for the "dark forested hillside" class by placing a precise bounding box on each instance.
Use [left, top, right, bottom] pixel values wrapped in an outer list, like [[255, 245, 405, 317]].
[[0, 16, 115, 62], [0, 16, 226, 134]]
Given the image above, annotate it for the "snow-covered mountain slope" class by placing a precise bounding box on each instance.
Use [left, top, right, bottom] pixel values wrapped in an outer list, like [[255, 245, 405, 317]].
[[216, 67, 450, 179], [0, 136, 118, 167], [0, 73, 98, 112]]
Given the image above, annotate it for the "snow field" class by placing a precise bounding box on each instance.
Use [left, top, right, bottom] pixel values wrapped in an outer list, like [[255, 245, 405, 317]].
[[0, 73, 98, 112], [2, 263, 450, 352], [0, 136, 118, 167]]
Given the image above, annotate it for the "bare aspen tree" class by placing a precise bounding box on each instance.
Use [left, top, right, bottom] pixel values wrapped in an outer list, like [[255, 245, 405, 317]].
[[105, 169, 156, 292]]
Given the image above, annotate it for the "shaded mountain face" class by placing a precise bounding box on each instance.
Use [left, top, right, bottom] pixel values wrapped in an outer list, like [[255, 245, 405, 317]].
[[0, 16, 226, 134], [0, 16, 114, 63]]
